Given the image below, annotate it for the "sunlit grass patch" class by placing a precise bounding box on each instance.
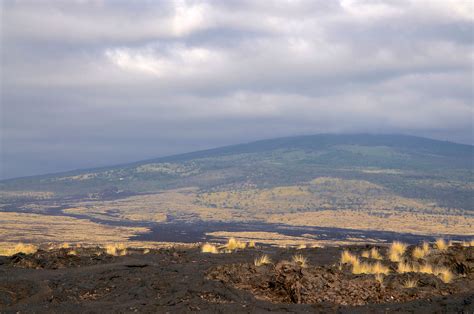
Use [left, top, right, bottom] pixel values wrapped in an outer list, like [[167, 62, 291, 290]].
[[352, 260, 389, 275], [0, 243, 39, 256], [340, 250, 358, 265], [418, 263, 434, 274], [374, 273, 384, 284], [435, 238, 448, 251], [398, 262, 416, 273], [248, 241, 256, 248], [105, 243, 127, 256], [370, 247, 382, 260], [254, 255, 272, 266], [388, 241, 407, 262], [412, 243, 430, 259], [201, 243, 219, 254], [361, 250, 370, 258], [292, 254, 308, 267], [225, 238, 246, 251]]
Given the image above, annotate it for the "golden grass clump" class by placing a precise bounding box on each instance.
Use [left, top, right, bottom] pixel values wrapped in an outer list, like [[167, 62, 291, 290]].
[[403, 279, 418, 288], [143, 248, 150, 254], [201, 243, 219, 254], [254, 255, 272, 267], [397, 262, 416, 273], [388, 241, 407, 262], [341, 250, 358, 265], [361, 250, 370, 258], [412, 244, 430, 259], [292, 254, 308, 267], [105, 243, 127, 256], [436, 267, 453, 283], [67, 250, 77, 256], [226, 238, 246, 251], [418, 263, 434, 274], [370, 247, 383, 260], [1, 243, 39, 256], [435, 238, 448, 251], [352, 260, 389, 275], [60, 243, 70, 249], [248, 241, 256, 248]]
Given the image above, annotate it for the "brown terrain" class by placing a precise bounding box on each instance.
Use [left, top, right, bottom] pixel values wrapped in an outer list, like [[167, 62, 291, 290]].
[[1, 241, 473, 313]]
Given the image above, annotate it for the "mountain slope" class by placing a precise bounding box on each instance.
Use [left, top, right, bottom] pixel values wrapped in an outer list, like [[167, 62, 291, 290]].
[[1, 134, 473, 211]]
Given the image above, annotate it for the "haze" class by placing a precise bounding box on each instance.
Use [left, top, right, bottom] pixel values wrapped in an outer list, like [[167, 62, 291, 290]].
[[1, 0, 473, 179]]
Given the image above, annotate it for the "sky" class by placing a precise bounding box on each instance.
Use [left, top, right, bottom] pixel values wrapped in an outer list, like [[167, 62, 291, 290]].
[[1, 0, 473, 179]]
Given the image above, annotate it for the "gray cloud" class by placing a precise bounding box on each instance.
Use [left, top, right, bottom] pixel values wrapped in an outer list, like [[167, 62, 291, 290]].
[[1, 0, 473, 179]]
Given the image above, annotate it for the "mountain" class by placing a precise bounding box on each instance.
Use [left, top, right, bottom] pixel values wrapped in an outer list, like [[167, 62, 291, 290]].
[[1, 134, 473, 212]]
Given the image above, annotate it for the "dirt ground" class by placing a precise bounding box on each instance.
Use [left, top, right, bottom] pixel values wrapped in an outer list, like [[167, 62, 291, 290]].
[[0, 245, 473, 313]]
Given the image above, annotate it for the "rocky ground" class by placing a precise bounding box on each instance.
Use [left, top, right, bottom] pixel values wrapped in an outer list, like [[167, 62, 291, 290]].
[[0, 244, 473, 313]]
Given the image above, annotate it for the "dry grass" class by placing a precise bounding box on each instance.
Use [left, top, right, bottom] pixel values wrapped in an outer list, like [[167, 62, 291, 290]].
[[412, 243, 430, 259], [361, 250, 370, 258], [374, 273, 384, 284], [340, 250, 358, 265], [105, 243, 127, 256], [297, 244, 307, 250], [436, 267, 453, 283], [398, 262, 416, 273], [248, 241, 256, 248], [370, 247, 382, 260], [254, 255, 272, 266], [67, 250, 77, 256], [143, 249, 150, 254], [352, 260, 390, 275], [435, 238, 448, 251], [403, 279, 418, 288], [201, 243, 219, 254], [0, 243, 38, 256], [418, 264, 434, 274], [292, 254, 308, 267], [225, 238, 247, 251], [388, 241, 407, 262]]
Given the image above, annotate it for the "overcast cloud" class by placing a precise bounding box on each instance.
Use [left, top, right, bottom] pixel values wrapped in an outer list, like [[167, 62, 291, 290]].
[[1, 0, 473, 179]]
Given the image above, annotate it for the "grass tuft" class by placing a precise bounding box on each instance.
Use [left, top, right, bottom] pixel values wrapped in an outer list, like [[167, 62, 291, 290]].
[[370, 247, 383, 260], [254, 255, 271, 266], [436, 267, 453, 283], [201, 243, 219, 254], [435, 238, 448, 251], [292, 254, 308, 267], [352, 260, 389, 275], [340, 250, 358, 265], [403, 279, 418, 288], [105, 243, 127, 256], [225, 238, 246, 251], [361, 250, 370, 258], [374, 273, 384, 285], [388, 241, 407, 262], [412, 244, 430, 259], [248, 241, 256, 248], [397, 262, 416, 273]]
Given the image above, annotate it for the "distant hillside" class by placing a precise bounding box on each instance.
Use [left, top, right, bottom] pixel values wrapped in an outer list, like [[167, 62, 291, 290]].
[[1, 134, 473, 211]]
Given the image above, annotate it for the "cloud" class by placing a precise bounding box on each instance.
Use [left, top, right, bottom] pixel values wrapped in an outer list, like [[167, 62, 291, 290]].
[[1, 0, 473, 178]]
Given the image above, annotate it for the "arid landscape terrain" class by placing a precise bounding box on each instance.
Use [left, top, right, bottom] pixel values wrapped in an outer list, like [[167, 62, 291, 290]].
[[0, 134, 473, 311]]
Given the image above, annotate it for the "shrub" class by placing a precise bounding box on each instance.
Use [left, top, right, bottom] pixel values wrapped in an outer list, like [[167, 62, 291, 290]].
[[254, 255, 271, 266], [201, 243, 218, 254]]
